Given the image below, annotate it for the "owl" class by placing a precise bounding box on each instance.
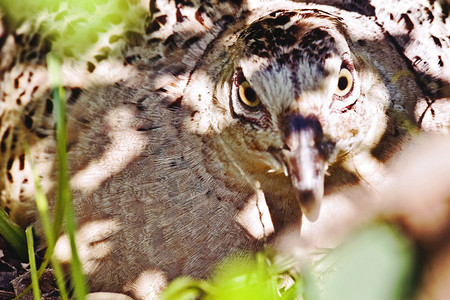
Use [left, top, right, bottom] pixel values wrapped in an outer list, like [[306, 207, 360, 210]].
[[0, 0, 448, 298]]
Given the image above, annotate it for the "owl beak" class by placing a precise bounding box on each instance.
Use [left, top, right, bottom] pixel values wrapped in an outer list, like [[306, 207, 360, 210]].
[[281, 114, 326, 222]]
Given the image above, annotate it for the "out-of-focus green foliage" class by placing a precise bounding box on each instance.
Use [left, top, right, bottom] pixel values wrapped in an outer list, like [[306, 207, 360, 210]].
[[163, 223, 415, 300], [207, 252, 303, 300], [315, 223, 415, 300], [0, 0, 146, 58], [162, 251, 305, 300]]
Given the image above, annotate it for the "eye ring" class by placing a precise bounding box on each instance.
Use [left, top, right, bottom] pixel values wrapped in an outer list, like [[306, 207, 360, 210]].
[[238, 81, 261, 107], [335, 68, 353, 97]]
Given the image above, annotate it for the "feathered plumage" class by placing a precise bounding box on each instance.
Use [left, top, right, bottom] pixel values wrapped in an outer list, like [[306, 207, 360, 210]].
[[0, 0, 448, 298]]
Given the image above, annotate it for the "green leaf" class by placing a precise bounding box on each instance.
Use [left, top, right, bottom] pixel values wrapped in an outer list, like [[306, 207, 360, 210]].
[[47, 52, 88, 299], [0, 207, 27, 261], [0, 0, 146, 58], [161, 277, 206, 300], [26, 227, 41, 300], [314, 223, 415, 300]]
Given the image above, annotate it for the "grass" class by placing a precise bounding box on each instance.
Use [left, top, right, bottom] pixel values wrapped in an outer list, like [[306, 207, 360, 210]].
[[0, 207, 27, 261], [25, 227, 40, 299], [0, 1, 143, 298], [23, 139, 70, 300], [47, 52, 88, 300], [4, 54, 87, 300]]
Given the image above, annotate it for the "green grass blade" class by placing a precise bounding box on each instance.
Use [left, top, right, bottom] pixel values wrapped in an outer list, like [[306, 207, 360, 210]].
[[51, 255, 69, 300], [20, 143, 70, 300], [64, 202, 88, 299], [46, 54, 67, 239], [0, 207, 27, 260], [25, 227, 40, 300], [47, 53, 88, 299], [25, 142, 54, 249], [18, 55, 81, 300]]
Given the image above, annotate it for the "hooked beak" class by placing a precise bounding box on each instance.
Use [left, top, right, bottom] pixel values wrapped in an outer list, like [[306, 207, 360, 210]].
[[281, 114, 328, 221]]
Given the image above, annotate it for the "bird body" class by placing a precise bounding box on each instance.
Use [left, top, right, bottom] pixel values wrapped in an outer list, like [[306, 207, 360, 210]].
[[0, 0, 448, 298]]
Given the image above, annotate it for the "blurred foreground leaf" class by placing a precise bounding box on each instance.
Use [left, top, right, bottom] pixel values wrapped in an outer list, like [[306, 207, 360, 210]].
[[162, 252, 303, 300], [161, 277, 211, 300], [163, 223, 414, 300], [0, 0, 146, 58], [314, 223, 415, 300], [0, 207, 27, 261]]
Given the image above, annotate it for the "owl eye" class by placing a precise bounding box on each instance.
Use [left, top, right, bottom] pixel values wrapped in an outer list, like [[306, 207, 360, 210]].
[[335, 68, 353, 97], [238, 81, 261, 107]]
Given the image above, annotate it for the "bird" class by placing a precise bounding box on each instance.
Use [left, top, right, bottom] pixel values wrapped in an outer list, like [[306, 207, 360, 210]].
[[0, 0, 448, 299]]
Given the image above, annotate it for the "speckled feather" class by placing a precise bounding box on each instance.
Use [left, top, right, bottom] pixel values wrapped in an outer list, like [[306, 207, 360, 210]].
[[0, 0, 449, 299]]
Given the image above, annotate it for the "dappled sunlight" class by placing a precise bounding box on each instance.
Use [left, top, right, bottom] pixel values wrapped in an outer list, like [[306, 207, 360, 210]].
[[55, 219, 122, 271], [70, 106, 149, 194], [124, 270, 168, 300], [235, 187, 274, 241], [61, 58, 136, 88]]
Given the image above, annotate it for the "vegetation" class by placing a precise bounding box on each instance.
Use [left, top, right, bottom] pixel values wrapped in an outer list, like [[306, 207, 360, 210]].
[[162, 223, 415, 300], [0, 0, 145, 59]]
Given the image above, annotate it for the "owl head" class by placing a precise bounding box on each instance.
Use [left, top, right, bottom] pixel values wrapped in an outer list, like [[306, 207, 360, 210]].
[[189, 8, 394, 221]]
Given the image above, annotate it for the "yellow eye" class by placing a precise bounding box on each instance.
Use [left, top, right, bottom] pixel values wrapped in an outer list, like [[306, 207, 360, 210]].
[[239, 81, 261, 107], [335, 68, 353, 97]]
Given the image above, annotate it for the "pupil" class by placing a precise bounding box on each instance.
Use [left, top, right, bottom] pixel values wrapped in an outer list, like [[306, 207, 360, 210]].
[[244, 87, 256, 102], [338, 76, 348, 91]]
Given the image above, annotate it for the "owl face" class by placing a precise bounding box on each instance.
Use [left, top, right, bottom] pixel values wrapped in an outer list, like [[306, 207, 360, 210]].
[[217, 9, 370, 220]]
